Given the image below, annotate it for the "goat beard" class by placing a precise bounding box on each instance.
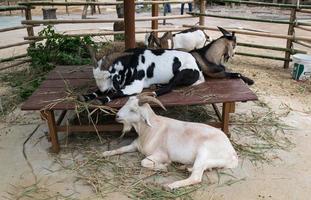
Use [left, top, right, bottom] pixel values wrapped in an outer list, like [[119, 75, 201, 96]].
[[119, 121, 132, 138]]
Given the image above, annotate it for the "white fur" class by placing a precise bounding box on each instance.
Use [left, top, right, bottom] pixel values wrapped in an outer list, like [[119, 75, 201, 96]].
[[93, 67, 112, 92], [102, 97, 239, 189], [93, 49, 204, 95], [173, 30, 207, 51]]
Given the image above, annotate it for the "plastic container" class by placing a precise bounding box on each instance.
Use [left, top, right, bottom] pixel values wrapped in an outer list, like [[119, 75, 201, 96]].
[[292, 54, 311, 81]]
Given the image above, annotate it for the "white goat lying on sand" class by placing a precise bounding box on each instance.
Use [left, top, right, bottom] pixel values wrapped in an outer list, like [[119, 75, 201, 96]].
[[102, 94, 238, 189]]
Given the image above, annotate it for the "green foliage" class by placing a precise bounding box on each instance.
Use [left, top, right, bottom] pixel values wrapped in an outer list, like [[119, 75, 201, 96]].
[[28, 25, 95, 71], [1, 25, 96, 116]]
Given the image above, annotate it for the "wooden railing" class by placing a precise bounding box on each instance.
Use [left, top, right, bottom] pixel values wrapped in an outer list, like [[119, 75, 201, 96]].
[[0, 5, 33, 71], [187, 0, 311, 68], [1, 0, 311, 70]]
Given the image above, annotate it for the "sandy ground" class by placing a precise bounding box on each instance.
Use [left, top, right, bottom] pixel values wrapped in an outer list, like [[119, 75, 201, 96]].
[[1, 5, 311, 200]]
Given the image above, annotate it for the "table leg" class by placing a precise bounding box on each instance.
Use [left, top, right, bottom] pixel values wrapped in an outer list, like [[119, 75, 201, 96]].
[[222, 102, 231, 137], [41, 110, 60, 153], [228, 102, 235, 113]]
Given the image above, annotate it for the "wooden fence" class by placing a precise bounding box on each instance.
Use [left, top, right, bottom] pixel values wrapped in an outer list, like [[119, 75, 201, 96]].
[[0, 5, 33, 71], [188, 0, 311, 68], [1, 0, 311, 70]]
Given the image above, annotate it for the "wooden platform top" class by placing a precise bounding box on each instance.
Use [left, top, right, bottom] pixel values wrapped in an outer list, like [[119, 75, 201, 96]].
[[21, 65, 258, 111]]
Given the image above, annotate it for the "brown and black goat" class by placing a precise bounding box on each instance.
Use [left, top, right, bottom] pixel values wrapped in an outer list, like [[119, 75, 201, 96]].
[[190, 27, 254, 85]]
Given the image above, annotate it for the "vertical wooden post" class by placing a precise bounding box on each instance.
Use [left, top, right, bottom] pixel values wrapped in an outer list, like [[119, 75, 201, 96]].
[[152, 1, 159, 35], [124, 0, 135, 49], [42, 110, 60, 153], [25, 6, 34, 47], [222, 102, 231, 137], [199, 0, 205, 26], [65, 0, 69, 15], [7, 1, 12, 16], [284, 8, 296, 68]]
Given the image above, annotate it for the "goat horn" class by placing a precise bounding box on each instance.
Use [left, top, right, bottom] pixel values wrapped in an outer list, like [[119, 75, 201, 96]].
[[101, 52, 134, 70], [137, 91, 156, 97], [138, 95, 166, 111]]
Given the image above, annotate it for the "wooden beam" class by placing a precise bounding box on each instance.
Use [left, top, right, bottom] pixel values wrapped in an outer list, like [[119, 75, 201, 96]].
[[295, 25, 311, 32], [21, 15, 194, 25], [297, 9, 311, 14], [18, 1, 193, 7], [0, 59, 31, 71], [124, 0, 135, 49], [0, 53, 28, 63], [23, 27, 190, 40], [0, 25, 34, 33], [294, 40, 311, 49], [189, 12, 291, 24], [183, 25, 311, 42], [237, 42, 306, 54], [235, 52, 291, 61], [212, 0, 311, 9], [57, 124, 123, 132], [0, 5, 28, 11], [0, 40, 35, 50]]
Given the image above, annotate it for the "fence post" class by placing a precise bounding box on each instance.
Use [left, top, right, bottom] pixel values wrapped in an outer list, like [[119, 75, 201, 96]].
[[124, 0, 135, 49], [284, 8, 296, 68], [25, 6, 34, 47], [152, 1, 159, 36], [199, 0, 206, 26]]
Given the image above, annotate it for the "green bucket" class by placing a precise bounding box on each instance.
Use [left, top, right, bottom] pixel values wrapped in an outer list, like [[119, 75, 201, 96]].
[[292, 54, 311, 81]]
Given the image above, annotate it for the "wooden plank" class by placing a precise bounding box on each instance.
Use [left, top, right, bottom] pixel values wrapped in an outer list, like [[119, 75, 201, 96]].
[[21, 15, 194, 25], [46, 65, 93, 79], [57, 124, 123, 132], [21, 78, 258, 111], [19, 1, 193, 7], [40, 79, 95, 88]]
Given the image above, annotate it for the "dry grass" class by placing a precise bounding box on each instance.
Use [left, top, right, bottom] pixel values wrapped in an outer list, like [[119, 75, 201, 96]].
[[25, 99, 292, 199]]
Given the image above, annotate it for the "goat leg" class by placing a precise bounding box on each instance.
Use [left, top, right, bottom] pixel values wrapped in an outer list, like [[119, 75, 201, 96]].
[[77, 89, 103, 102], [102, 140, 138, 157], [155, 69, 201, 96]]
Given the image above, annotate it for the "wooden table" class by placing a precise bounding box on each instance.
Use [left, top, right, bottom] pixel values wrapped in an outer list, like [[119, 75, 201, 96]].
[[21, 65, 258, 153]]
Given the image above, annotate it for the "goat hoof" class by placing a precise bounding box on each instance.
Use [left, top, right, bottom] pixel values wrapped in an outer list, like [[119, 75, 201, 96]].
[[248, 80, 255, 85], [77, 94, 86, 102], [91, 99, 103, 105], [166, 183, 178, 190]]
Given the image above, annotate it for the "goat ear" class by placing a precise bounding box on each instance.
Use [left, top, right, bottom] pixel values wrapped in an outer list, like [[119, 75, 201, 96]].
[[218, 27, 231, 37], [140, 108, 152, 127]]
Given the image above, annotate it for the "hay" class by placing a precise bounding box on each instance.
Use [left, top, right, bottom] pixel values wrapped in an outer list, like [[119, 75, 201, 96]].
[[230, 101, 294, 164], [44, 100, 294, 199], [5, 182, 76, 200]]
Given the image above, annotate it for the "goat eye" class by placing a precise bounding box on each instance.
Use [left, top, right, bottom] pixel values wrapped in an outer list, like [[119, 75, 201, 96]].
[[130, 109, 136, 113]]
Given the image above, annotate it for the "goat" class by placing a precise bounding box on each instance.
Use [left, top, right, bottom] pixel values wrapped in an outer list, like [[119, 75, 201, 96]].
[[79, 48, 205, 104], [190, 27, 254, 85], [102, 94, 239, 189], [145, 27, 210, 51]]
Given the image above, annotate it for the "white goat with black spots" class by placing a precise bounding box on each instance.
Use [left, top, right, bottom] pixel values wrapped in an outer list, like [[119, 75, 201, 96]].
[[102, 94, 239, 189], [79, 48, 205, 104]]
